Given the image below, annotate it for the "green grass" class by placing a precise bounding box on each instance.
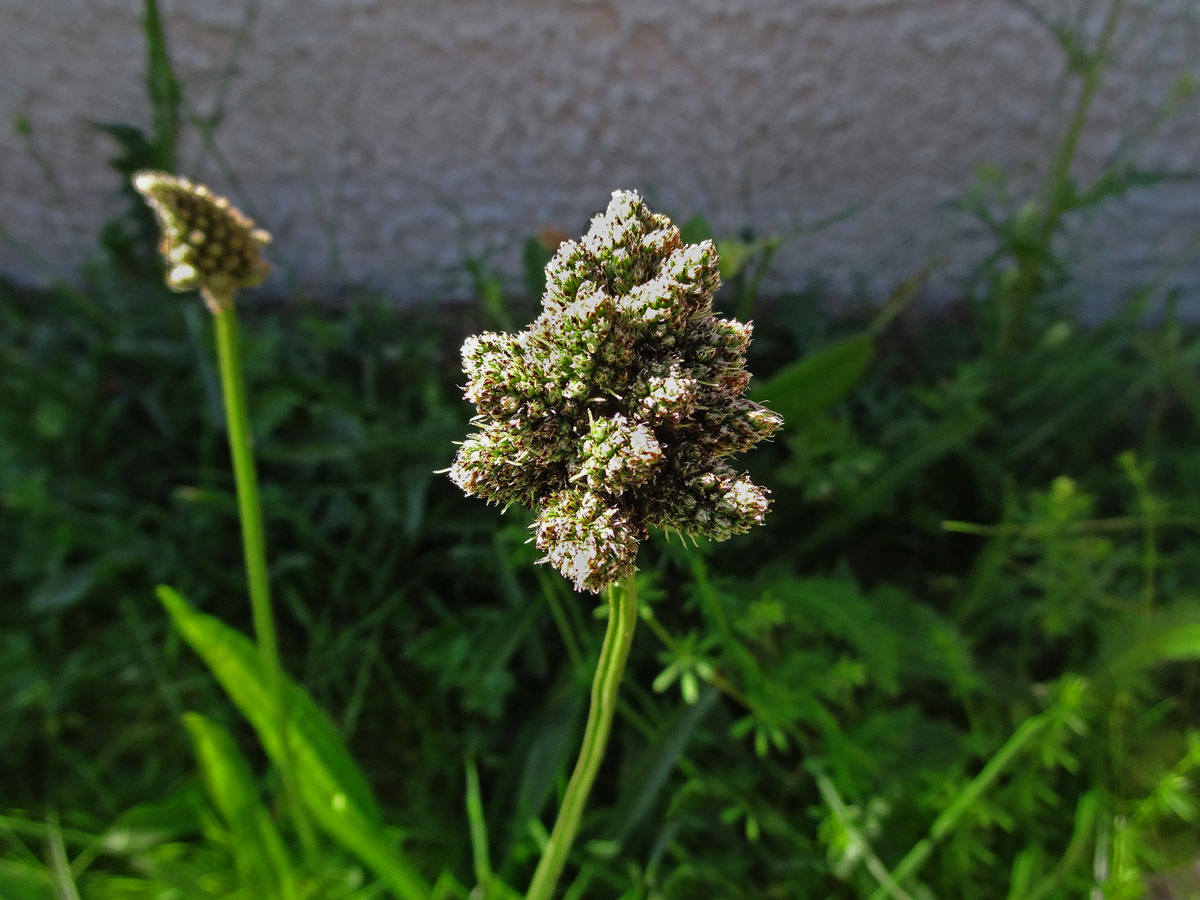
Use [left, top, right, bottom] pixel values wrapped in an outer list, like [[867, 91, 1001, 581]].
[[3, 0, 1200, 896], [3, 219, 1199, 897]]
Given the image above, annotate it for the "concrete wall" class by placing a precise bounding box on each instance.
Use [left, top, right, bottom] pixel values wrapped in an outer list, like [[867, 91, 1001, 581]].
[[2, 0, 1198, 308]]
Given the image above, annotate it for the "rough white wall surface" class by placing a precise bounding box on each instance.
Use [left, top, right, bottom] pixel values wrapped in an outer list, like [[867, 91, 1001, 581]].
[[2, 0, 1198, 307]]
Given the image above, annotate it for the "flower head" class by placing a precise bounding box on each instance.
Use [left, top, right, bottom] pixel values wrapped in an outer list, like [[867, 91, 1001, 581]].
[[449, 190, 782, 593], [132, 171, 271, 310]]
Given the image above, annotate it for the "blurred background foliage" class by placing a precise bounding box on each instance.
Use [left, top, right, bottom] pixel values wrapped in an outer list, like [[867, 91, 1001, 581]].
[[2, 1, 1200, 898]]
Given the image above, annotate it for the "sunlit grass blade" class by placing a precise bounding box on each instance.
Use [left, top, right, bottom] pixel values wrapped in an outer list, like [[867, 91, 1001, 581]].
[[0, 858, 56, 900], [464, 756, 492, 889], [141, 0, 180, 169], [812, 765, 916, 900], [183, 712, 298, 900], [463, 755, 526, 900], [157, 585, 432, 900]]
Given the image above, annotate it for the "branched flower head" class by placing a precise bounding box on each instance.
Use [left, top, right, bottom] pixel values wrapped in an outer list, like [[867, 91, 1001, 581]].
[[449, 190, 783, 593], [133, 171, 271, 310]]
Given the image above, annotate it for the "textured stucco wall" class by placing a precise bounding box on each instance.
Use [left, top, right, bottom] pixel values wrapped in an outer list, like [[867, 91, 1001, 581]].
[[2, 0, 1198, 307]]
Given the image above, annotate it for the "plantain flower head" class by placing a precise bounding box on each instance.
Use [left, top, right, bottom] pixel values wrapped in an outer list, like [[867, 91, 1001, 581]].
[[449, 190, 782, 593], [133, 171, 271, 309]]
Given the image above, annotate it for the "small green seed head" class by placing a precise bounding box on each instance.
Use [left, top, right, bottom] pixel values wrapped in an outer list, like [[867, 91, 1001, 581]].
[[132, 171, 271, 305]]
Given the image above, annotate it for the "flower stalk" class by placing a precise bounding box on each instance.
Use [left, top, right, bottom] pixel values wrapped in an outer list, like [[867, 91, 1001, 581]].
[[133, 172, 314, 853], [525, 573, 639, 900], [209, 295, 315, 849]]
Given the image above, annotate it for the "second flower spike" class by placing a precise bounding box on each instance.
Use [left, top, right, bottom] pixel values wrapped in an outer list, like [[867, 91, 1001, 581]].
[[133, 171, 271, 311]]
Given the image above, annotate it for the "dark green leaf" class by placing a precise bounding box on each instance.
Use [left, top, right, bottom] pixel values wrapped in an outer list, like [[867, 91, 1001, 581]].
[[753, 333, 874, 425]]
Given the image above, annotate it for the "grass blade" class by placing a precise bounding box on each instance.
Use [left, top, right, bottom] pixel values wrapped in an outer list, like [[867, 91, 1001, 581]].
[[464, 755, 492, 886], [184, 712, 298, 900], [0, 859, 55, 900], [157, 585, 432, 900]]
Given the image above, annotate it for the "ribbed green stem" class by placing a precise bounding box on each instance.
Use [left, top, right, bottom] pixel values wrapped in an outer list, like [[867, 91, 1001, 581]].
[[525, 575, 639, 900], [210, 292, 316, 853]]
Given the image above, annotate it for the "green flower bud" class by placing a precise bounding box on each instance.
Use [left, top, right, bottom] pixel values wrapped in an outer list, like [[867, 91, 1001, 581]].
[[132, 171, 271, 311]]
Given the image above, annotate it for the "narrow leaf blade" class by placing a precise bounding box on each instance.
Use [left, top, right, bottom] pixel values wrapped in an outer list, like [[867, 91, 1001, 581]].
[[157, 586, 432, 900], [184, 712, 297, 900]]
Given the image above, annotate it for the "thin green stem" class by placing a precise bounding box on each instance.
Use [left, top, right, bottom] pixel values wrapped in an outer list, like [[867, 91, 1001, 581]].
[[942, 515, 1199, 537], [525, 575, 639, 900], [866, 712, 1049, 900], [46, 813, 83, 900], [812, 769, 917, 900], [210, 293, 316, 854]]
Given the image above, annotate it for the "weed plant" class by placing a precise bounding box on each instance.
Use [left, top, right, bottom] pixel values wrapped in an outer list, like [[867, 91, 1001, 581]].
[[2, 1, 1200, 898]]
